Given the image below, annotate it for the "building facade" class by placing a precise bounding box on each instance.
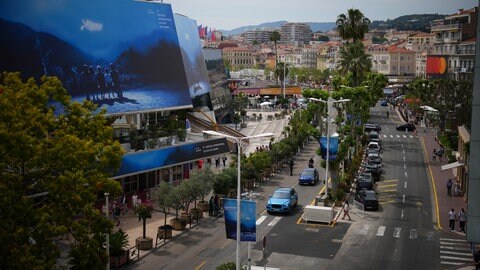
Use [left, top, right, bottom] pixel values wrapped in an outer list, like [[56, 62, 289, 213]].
[[244, 29, 275, 44], [222, 46, 256, 70], [280, 22, 312, 45]]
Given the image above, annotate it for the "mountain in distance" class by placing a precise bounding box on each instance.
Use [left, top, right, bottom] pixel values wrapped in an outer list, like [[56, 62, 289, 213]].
[[218, 13, 447, 36], [220, 21, 337, 36]]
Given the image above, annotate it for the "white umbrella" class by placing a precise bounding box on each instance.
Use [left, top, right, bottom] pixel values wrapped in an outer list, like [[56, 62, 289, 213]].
[[263, 96, 271, 99], [260, 101, 272, 106]]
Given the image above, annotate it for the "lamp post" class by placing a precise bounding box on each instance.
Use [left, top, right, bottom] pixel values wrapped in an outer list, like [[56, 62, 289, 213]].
[[105, 192, 110, 270], [202, 131, 274, 270], [308, 98, 350, 197]]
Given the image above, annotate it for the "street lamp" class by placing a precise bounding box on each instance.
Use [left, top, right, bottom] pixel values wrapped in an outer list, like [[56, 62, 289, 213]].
[[202, 130, 274, 270], [308, 97, 350, 197], [105, 192, 110, 270]]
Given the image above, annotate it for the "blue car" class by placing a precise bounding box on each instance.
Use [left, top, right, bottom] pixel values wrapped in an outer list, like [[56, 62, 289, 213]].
[[298, 168, 319, 185], [266, 187, 298, 214]]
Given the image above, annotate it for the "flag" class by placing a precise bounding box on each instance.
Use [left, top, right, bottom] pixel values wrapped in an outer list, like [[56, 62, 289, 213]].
[[197, 24, 203, 38], [223, 199, 256, 242]]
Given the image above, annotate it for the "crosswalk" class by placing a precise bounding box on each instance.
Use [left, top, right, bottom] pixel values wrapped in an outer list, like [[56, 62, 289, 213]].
[[381, 134, 416, 139], [439, 237, 473, 266]]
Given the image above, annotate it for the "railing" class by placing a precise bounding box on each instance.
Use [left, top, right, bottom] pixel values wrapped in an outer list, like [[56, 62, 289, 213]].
[[431, 23, 461, 31]]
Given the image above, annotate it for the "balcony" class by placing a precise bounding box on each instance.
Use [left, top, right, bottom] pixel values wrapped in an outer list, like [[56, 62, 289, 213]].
[[455, 49, 476, 55], [431, 23, 462, 32], [453, 67, 474, 73]]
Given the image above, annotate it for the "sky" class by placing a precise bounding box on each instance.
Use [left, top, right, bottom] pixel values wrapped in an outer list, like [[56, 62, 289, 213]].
[[169, 0, 479, 30]]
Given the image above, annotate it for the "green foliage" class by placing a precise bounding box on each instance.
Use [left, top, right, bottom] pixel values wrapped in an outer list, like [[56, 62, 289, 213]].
[[338, 41, 372, 87], [134, 204, 153, 239], [213, 167, 237, 195], [153, 182, 173, 227], [370, 14, 445, 32], [334, 188, 346, 201], [0, 72, 123, 268], [336, 8, 371, 42], [109, 229, 129, 256]]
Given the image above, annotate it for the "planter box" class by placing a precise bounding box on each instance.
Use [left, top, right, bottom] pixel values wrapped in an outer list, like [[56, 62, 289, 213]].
[[191, 208, 203, 219], [136, 237, 153, 250], [170, 218, 186, 231], [180, 213, 191, 224], [157, 226, 173, 239], [110, 250, 129, 268], [198, 201, 209, 212]]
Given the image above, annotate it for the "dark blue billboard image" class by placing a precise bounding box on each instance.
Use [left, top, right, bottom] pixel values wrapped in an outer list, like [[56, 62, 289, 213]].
[[0, 0, 193, 115]]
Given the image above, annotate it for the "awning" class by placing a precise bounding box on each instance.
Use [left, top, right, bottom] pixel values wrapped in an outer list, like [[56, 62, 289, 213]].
[[420, 105, 438, 112], [441, 161, 464, 171]]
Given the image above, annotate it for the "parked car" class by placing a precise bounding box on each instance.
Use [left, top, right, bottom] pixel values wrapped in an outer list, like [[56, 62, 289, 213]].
[[368, 142, 381, 152], [363, 163, 381, 182], [396, 123, 416, 131], [356, 173, 375, 190], [355, 189, 379, 210], [266, 187, 298, 214], [298, 168, 319, 185]]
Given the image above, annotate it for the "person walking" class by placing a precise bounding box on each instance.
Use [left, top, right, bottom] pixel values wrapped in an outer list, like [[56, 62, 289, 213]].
[[447, 179, 453, 196], [458, 208, 466, 233], [113, 202, 121, 226], [222, 155, 227, 167], [342, 201, 352, 221], [121, 193, 127, 214], [448, 208, 457, 231], [208, 196, 214, 216], [132, 193, 138, 209], [289, 159, 294, 176], [432, 149, 437, 161], [213, 195, 220, 216]]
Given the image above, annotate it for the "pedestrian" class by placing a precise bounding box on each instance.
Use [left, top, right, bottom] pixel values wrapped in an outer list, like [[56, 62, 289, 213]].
[[432, 149, 437, 161], [289, 159, 294, 176], [222, 155, 227, 167], [448, 208, 457, 231], [447, 179, 453, 196], [121, 193, 127, 214], [113, 202, 121, 226], [132, 193, 138, 209], [308, 157, 314, 168], [208, 196, 214, 216], [458, 208, 466, 233], [213, 195, 220, 216], [474, 246, 480, 270], [215, 156, 220, 168], [342, 201, 352, 221]]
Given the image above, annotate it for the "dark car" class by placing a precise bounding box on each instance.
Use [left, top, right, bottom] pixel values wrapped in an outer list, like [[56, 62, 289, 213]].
[[298, 168, 319, 185], [365, 123, 381, 133], [356, 173, 374, 190], [355, 190, 379, 210], [266, 187, 298, 214], [396, 123, 416, 131]]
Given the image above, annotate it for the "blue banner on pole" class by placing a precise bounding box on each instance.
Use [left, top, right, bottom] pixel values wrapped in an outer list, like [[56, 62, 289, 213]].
[[223, 198, 256, 242], [318, 136, 339, 160]]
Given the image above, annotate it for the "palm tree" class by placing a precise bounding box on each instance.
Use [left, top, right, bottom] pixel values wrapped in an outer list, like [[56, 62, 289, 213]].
[[270, 31, 281, 85], [274, 62, 289, 90], [338, 41, 371, 87], [336, 9, 371, 42]]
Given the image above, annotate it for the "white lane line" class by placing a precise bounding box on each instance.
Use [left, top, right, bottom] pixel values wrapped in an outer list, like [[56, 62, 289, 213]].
[[441, 246, 472, 251], [393, 227, 401, 238], [376, 226, 386, 237], [268, 216, 281, 226], [440, 261, 464, 266], [440, 242, 460, 246], [401, 209, 404, 220], [402, 149, 405, 154], [440, 250, 473, 256], [396, 135, 400, 138], [390, 135, 394, 138], [404, 182, 407, 189], [403, 135, 407, 138], [440, 238, 468, 242], [409, 135, 414, 138], [256, 215, 267, 226], [402, 195, 406, 204], [359, 224, 369, 235], [409, 229, 417, 239], [404, 164, 406, 170], [404, 171, 408, 178], [440, 256, 473, 262]]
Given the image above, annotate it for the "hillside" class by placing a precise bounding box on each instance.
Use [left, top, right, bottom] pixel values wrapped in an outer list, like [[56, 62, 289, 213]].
[[370, 14, 446, 32]]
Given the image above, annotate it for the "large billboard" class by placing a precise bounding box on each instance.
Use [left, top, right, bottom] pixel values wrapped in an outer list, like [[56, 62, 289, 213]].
[[426, 56, 448, 79], [0, 0, 192, 115], [174, 14, 213, 110]]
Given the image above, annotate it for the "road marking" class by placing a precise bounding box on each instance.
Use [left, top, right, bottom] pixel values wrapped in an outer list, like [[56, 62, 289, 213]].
[[383, 179, 399, 183], [396, 135, 400, 138], [440, 250, 473, 256], [404, 163, 406, 169], [359, 224, 369, 235], [426, 231, 435, 241], [409, 229, 417, 239], [402, 149, 405, 154], [379, 199, 396, 204], [440, 238, 468, 242], [376, 226, 386, 236], [403, 135, 407, 138], [404, 181, 407, 189], [377, 184, 397, 189], [439, 256, 473, 262], [441, 246, 472, 251], [440, 261, 464, 266], [403, 156, 406, 162], [393, 227, 401, 238], [195, 260, 207, 270], [420, 137, 441, 229], [390, 135, 394, 138], [256, 215, 267, 226], [401, 210, 404, 220], [402, 195, 405, 203], [404, 171, 408, 178], [409, 135, 414, 138], [268, 217, 281, 226], [440, 241, 461, 245]]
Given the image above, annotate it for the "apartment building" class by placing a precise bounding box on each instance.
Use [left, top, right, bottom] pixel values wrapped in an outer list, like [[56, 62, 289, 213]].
[[368, 44, 416, 82], [317, 41, 341, 72], [244, 29, 275, 44], [280, 22, 312, 45], [222, 46, 256, 70], [430, 7, 478, 80], [404, 32, 434, 78]]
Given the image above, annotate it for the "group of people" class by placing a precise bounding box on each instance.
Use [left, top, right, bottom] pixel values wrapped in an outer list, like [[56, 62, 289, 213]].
[[208, 195, 221, 216], [78, 63, 123, 101], [432, 146, 445, 162], [448, 208, 467, 233], [105, 193, 144, 226], [255, 145, 270, 153], [446, 178, 462, 197]]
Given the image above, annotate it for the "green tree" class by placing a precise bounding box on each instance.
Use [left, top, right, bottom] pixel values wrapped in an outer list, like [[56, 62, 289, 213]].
[[269, 30, 281, 84], [0, 72, 123, 268], [134, 204, 153, 239], [336, 8, 371, 42], [152, 182, 173, 228], [338, 41, 372, 86], [275, 62, 289, 90]]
